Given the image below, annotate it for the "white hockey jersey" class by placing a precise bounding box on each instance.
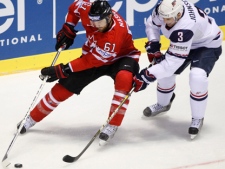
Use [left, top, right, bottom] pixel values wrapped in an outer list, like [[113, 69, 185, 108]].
[[145, 0, 223, 79]]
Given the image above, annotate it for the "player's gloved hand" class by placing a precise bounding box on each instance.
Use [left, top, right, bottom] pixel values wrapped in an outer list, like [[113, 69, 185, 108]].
[[153, 54, 165, 64], [133, 68, 156, 92], [145, 41, 162, 64], [55, 23, 78, 51], [40, 63, 72, 82]]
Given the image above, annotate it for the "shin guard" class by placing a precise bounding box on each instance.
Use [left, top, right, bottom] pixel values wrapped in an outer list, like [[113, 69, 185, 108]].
[[30, 83, 73, 122], [189, 68, 208, 119], [108, 91, 130, 126], [109, 70, 133, 126]]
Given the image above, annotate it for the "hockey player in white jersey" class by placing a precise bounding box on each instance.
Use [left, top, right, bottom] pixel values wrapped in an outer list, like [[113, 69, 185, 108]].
[[133, 0, 223, 139]]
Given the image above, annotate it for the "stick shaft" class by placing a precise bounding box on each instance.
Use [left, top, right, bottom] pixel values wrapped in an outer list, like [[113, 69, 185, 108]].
[[1, 46, 65, 166], [63, 87, 135, 163]]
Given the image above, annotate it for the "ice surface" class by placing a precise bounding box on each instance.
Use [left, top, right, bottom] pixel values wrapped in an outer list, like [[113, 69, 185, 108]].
[[0, 42, 225, 169]]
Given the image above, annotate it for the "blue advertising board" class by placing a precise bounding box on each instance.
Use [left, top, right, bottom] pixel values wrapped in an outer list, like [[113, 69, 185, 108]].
[[0, 0, 225, 61]]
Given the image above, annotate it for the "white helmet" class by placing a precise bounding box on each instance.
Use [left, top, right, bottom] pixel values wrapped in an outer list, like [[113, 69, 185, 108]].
[[158, 0, 183, 19]]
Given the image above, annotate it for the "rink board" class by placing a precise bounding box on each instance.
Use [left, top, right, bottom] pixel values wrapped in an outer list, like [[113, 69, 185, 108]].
[[0, 0, 224, 75]]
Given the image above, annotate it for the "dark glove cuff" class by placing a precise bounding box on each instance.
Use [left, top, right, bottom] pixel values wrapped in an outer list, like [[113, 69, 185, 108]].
[[64, 23, 78, 34], [63, 63, 72, 75]]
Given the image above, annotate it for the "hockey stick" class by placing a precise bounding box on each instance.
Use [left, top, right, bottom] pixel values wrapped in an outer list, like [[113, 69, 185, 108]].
[[2, 44, 66, 168], [62, 87, 135, 163]]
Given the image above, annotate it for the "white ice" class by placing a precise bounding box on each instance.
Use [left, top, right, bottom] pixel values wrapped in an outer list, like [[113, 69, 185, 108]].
[[0, 42, 225, 169]]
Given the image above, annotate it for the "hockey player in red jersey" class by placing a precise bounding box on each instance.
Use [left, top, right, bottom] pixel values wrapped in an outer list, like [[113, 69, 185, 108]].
[[133, 0, 223, 139], [18, 0, 140, 146]]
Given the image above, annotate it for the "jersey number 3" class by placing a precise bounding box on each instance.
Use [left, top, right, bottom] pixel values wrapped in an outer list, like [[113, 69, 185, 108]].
[[178, 32, 183, 41]]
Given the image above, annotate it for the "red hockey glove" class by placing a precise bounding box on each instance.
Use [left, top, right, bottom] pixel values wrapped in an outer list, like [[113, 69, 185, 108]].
[[41, 63, 72, 82], [145, 41, 162, 63], [55, 23, 78, 51], [133, 68, 156, 92]]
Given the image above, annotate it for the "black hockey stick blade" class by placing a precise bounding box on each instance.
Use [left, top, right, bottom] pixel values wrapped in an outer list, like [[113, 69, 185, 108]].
[[63, 155, 78, 163], [62, 88, 134, 163], [63, 129, 100, 163]]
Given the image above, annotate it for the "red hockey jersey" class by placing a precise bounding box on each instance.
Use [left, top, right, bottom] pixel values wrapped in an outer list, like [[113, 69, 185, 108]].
[[65, 0, 140, 72]]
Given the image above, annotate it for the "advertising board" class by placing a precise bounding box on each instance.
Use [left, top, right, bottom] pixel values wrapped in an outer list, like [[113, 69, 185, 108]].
[[0, 0, 224, 74]]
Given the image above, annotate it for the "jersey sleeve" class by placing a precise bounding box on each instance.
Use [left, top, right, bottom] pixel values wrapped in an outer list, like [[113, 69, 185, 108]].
[[68, 55, 96, 72], [148, 26, 195, 79], [147, 55, 185, 79], [148, 27, 194, 79], [66, 0, 90, 26], [145, 6, 162, 41]]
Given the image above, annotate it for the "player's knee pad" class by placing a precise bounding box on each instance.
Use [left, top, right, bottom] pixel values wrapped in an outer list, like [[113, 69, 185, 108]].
[[189, 68, 208, 94], [115, 70, 133, 93], [157, 75, 176, 90]]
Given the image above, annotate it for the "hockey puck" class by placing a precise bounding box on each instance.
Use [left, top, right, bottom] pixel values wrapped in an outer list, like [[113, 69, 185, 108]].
[[14, 163, 23, 168]]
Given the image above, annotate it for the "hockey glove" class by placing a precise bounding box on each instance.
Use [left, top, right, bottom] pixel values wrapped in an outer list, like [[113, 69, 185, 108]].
[[145, 41, 162, 63], [41, 63, 72, 82], [55, 23, 78, 51], [133, 68, 156, 92], [153, 54, 165, 64]]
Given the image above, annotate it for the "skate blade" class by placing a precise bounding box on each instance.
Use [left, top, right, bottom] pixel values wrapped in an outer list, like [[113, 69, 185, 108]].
[[190, 134, 197, 140], [141, 111, 167, 119], [99, 140, 108, 146]]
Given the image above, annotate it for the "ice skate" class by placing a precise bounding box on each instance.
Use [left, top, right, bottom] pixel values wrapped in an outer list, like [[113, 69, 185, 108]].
[[143, 93, 175, 117], [189, 118, 204, 139], [17, 115, 36, 134], [99, 124, 118, 146]]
